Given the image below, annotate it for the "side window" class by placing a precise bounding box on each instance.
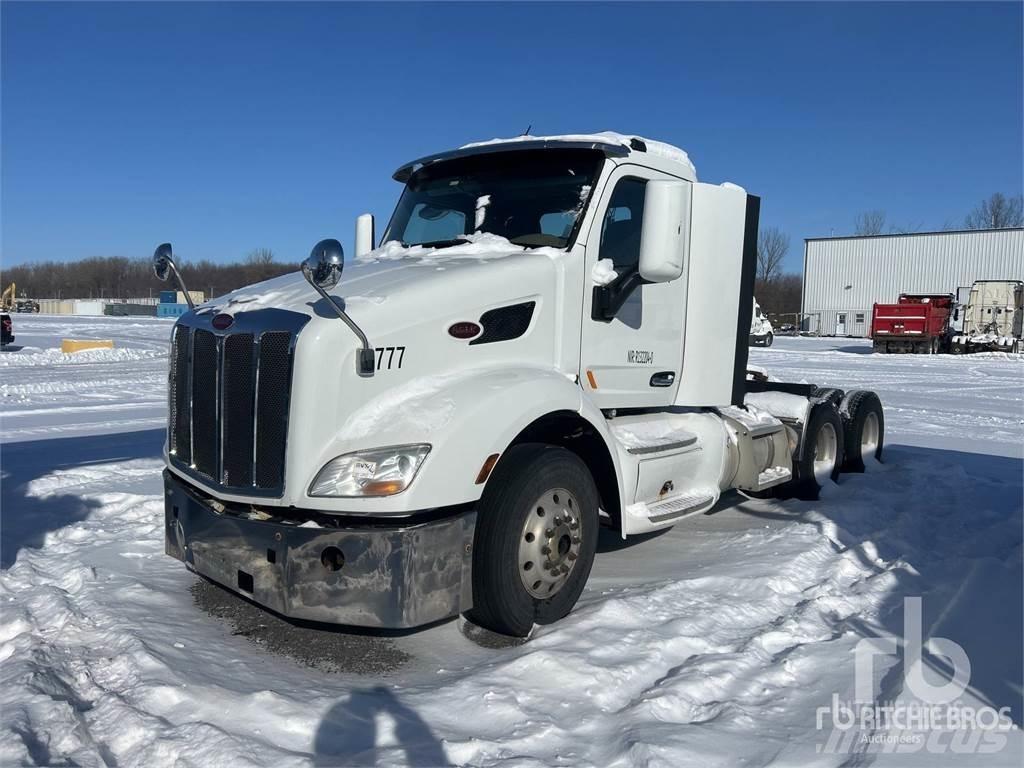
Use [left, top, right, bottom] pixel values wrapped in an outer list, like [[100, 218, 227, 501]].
[[855, 312, 865, 324], [402, 203, 467, 244], [600, 178, 647, 270]]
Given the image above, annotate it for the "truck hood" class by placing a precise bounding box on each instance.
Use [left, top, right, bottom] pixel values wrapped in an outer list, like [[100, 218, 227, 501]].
[[197, 234, 567, 335]]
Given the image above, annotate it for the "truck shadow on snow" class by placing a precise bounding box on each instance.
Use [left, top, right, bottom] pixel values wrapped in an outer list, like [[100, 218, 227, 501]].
[[730, 443, 1023, 726], [0, 428, 165, 568]]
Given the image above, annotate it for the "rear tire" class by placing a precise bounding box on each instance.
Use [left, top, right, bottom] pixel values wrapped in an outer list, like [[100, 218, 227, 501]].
[[791, 403, 844, 500], [839, 391, 884, 472], [811, 386, 844, 409], [466, 444, 599, 637]]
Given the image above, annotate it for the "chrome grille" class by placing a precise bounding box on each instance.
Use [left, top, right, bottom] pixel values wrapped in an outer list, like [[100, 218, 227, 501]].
[[168, 311, 306, 496], [191, 329, 219, 479], [254, 332, 291, 488], [221, 333, 256, 487]]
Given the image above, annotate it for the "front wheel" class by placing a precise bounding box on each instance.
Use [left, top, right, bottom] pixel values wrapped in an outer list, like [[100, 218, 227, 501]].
[[466, 444, 600, 637], [764, 332, 774, 347]]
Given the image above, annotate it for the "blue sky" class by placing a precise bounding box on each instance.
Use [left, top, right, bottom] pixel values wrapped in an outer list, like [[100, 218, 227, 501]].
[[2, 2, 1021, 274]]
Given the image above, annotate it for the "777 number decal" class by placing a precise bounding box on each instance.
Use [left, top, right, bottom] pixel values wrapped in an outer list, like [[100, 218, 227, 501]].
[[374, 346, 406, 371]]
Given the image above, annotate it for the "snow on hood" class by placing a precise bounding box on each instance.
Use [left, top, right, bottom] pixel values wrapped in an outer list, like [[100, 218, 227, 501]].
[[194, 234, 561, 318], [461, 131, 696, 177]]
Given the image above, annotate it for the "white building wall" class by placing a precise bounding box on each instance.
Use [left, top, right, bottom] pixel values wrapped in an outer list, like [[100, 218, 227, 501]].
[[802, 228, 1024, 336]]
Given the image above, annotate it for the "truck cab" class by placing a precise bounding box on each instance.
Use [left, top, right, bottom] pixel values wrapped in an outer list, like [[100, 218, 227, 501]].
[[158, 133, 885, 637]]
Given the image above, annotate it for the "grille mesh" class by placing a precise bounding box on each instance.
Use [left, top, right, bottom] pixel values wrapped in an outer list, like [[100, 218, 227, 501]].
[[191, 329, 219, 479], [221, 333, 255, 486], [470, 301, 536, 345], [255, 332, 292, 488], [169, 325, 191, 464], [168, 322, 296, 493]]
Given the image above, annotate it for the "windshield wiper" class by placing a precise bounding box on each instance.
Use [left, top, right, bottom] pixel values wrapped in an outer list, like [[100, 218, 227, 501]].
[[415, 238, 470, 249]]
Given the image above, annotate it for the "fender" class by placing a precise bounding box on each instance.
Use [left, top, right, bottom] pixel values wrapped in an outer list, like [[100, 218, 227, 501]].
[[295, 366, 624, 516]]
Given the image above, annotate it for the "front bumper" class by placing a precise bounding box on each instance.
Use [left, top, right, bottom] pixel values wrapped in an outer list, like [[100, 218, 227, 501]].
[[164, 470, 476, 629]]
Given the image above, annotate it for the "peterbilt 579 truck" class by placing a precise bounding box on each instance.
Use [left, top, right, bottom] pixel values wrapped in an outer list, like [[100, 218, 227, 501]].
[[156, 132, 885, 638]]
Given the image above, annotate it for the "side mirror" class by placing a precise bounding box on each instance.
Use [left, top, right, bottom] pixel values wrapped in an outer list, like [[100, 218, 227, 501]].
[[153, 243, 174, 281], [301, 238, 375, 377], [152, 242, 195, 310], [355, 214, 375, 258], [301, 239, 344, 290], [638, 180, 690, 283]]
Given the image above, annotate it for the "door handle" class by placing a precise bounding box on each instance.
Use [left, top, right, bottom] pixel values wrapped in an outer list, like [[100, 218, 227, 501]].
[[650, 371, 675, 387]]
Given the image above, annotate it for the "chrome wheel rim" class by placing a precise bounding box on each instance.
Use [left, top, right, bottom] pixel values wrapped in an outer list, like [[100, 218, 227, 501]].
[[861, 411, 880, 460], [812, 422, 839, 484], [518, 488, 582, 598]]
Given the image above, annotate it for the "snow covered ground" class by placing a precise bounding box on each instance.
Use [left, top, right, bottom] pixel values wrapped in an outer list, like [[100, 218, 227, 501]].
[[1, 319, 1021, 767]]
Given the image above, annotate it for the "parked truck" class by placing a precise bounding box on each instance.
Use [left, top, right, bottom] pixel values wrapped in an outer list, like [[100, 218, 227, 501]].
[[749, 298, 774, 346], [949, 280, 1023, 354], [870, 293, 954, 354], [155, 132, 885, 637]]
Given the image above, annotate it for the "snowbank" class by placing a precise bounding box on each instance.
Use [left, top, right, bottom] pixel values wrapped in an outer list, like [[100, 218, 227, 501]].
[[0, 346, 162, 368]]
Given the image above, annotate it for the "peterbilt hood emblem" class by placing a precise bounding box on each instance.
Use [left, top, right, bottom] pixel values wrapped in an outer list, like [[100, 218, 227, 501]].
[[211, 313, 234, 330]]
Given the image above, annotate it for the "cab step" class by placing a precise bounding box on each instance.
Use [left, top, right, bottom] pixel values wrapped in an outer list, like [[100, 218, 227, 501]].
[[627, 489, 717, 525]]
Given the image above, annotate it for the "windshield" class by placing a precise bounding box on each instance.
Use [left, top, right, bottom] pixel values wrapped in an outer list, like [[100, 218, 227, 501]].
[[383, 148, 604, 249]]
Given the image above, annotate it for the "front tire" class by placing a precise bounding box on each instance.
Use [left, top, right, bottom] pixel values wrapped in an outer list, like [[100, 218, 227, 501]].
[[764, 332, 774, 347], [467, 444, 600, 637]]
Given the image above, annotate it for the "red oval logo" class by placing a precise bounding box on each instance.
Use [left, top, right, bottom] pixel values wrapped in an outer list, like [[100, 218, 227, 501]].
[[212, 313, 234, 330], [448, 321, 481, 340]]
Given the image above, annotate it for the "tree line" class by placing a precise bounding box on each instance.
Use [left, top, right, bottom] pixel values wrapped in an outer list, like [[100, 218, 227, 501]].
[[854, 192, 1023, 235], [1, 250, 294, 301]]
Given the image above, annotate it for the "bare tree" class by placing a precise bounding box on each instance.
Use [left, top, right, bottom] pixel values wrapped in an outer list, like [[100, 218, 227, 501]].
[[854, 210, 886, 235], [756, 227, 789, 283], [246, 248, 275, 266], [246, 247, 278, 284], [964, 193, 1024, 230], [888, 220, 923, 235]]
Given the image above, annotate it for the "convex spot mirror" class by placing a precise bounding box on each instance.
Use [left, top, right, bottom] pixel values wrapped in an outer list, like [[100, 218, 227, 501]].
[[638, 180, 690, 283], [153, 242, 174, 281], [302, 238, 345, 290]]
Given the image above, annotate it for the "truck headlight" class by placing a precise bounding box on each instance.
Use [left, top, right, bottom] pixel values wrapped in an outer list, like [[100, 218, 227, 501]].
[[308, 444, 431, 497]]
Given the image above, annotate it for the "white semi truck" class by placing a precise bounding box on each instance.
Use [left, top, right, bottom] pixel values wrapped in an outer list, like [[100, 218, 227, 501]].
[[156, 132, 885, 637], [950, 279, 1023, 354], [749, 298, 774, 346]]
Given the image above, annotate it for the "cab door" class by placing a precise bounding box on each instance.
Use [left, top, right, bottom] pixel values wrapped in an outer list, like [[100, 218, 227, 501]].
[[579, 165, 689, 409]]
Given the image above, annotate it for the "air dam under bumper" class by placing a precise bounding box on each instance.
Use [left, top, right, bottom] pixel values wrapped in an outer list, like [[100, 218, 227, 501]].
[[164, 471, 476, 629]]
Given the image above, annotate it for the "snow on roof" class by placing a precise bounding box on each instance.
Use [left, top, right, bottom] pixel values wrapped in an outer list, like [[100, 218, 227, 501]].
[[460, 131, 696, 177]]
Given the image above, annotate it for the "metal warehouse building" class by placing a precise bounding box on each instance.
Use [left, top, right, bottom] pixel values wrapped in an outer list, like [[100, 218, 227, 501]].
[[801, 227, 1024, 336]]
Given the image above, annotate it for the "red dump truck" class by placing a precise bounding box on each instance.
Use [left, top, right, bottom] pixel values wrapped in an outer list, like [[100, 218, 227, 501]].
[[871, 293, 954, 354]]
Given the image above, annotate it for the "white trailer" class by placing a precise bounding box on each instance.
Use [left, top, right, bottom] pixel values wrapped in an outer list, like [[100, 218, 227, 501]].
[[155, 132, 885, 637]]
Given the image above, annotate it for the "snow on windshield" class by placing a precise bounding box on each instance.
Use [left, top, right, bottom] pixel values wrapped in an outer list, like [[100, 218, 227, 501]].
[[355, 232, 565, 267]]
